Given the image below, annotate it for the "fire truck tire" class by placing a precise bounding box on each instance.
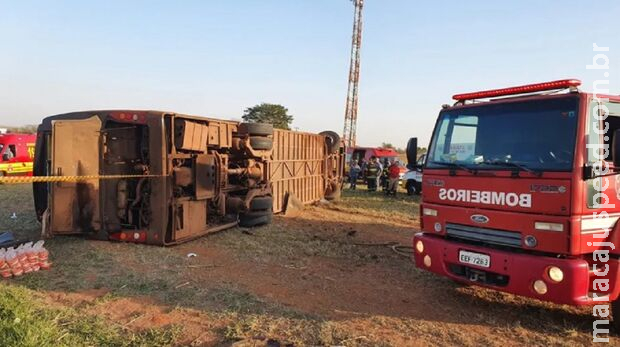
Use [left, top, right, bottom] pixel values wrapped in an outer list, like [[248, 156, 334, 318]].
[[319, 131, 341, 154], [249, 196, 273, 211], [239, 211, 273, 227], [249, 137, 273, 151], [239, 123, 274, 137], [0, 171, 4, 177]]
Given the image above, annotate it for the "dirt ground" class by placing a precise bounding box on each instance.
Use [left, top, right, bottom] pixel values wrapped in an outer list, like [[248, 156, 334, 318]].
[[0, 184, 617, 346]]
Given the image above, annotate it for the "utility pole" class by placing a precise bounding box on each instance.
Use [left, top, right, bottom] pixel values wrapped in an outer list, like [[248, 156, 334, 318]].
[[343, 0, 364, 148]]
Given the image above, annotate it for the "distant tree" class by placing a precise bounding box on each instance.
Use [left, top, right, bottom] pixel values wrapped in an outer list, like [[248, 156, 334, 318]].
[[5, 125, 37, 134], [381, 142, 394, 149], [242, 103, 293, 130]]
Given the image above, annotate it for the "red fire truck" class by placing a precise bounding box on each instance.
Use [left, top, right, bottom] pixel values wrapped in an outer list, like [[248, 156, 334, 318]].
[[0, 133, 36, 176], [412, 79, 620, 329]]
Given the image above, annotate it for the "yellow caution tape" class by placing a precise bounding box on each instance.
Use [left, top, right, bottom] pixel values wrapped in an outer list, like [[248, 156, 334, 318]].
[[0, 174, 162, 185]]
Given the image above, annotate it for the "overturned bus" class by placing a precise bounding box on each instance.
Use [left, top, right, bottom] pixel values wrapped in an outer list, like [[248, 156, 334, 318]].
[[33, 111, 343, 245]]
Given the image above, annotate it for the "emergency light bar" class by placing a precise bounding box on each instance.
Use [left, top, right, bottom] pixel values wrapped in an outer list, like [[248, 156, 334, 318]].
[[452, 79, 581, 101]]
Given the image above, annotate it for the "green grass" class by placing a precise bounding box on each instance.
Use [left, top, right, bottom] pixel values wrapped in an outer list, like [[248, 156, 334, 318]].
[[0, 184, 40, 240], [0, 183, 610, 346], [0, 284, 180, 347], [334, 188, 420, 222]]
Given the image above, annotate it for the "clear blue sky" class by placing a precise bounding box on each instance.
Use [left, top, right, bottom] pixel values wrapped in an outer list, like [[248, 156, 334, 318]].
[[0, 0, 618, 147]]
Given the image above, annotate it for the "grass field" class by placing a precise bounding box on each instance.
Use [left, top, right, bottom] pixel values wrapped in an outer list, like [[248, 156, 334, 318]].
[[0, 184, 616, 346]]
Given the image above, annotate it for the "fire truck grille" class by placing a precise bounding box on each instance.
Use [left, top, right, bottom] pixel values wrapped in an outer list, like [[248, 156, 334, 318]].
[[445, 223, 522, 248]]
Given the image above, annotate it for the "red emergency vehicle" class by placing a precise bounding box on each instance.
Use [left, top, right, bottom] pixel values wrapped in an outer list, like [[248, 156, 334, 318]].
[[0, 133, 36, 176], [345, 146, 406, 178], [413, 79, 620, 330]]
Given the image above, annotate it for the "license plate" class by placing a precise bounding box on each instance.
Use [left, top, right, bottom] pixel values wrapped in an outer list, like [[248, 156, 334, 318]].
[[459, 250, 490, 268]]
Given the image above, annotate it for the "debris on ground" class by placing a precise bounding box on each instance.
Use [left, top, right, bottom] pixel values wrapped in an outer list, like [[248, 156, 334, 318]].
[[0, 231, 15, 246], [283, 193, 304, 217], [0, 240, 51, 279]]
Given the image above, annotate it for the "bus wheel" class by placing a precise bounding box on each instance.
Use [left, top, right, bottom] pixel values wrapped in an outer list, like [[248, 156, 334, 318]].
[[249, 137, 273, 151], [239, 210, 273, 227], [238, 122, 274, 137], [239, 196, 273, 228], [319, 131, 341, 154]]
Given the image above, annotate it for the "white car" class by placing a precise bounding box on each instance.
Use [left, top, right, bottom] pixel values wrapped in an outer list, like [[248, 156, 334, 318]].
[[403, 154, 425, 195]]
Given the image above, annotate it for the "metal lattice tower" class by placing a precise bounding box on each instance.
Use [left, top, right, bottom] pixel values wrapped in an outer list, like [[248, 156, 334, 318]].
[[343, 0, 364, 148]]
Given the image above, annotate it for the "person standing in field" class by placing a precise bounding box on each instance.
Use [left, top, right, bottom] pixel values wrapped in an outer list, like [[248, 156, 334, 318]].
[[387, 159, 401, 196], [366, 156, 380, 192], [380, 158, 390, 191], [376, 158, 384, 191], [349, 161, 361, 190]]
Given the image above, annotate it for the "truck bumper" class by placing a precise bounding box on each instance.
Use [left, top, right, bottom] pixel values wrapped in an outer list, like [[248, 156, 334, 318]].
[[413, 233, 594, 306]]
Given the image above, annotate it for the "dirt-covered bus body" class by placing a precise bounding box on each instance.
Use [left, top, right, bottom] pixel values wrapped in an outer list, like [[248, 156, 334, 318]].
[[33, 110, 343, 245], [413, 79, 620, 326]]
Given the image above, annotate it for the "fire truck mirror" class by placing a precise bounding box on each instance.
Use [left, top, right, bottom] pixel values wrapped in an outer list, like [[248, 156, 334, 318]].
[[2, 154, 8, 162], [613, 129, 620, 167], [406, 137, 418, 167]]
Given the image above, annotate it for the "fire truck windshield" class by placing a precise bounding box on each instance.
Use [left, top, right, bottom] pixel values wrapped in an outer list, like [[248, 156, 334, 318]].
[[427, 96, 579, 172]]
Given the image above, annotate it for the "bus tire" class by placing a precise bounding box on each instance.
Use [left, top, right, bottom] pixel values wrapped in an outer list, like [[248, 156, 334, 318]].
[[239, 210, 273, 227], [319, 131, 341, 154], [249, 196, 273, 211], [249, 137, 273, 151], [239, 123, 274, 137]]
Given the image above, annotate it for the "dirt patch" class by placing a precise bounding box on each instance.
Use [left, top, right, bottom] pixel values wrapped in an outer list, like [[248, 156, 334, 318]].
[[2, 185, 617, 346]]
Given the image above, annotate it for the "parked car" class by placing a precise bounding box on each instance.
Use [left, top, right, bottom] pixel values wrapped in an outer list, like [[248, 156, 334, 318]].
[[404, 153, 425, 195]]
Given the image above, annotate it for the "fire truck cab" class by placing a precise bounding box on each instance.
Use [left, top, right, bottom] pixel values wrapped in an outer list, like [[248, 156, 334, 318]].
[[413, 79, 620, 329], [0, 133, 36, 176]]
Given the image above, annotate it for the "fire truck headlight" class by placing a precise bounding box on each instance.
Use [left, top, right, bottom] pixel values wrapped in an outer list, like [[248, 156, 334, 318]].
[[423, 208, 438, 216], [547, 266, 564, 283], [535, 222, 563, 232], [533, 280, 548, 294], [423, 255, 432, 267], [524, 235, 537, 248], [415, 240, 424, 253]]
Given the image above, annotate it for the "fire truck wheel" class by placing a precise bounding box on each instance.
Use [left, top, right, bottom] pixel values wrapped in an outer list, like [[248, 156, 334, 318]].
[[239, 122, 274, 137], [319, 131, 341, 154], [250, 196, 273, 210], [239, 210, 273, 227], [0, 171, 4, 177], [249, 137, 273, 151]]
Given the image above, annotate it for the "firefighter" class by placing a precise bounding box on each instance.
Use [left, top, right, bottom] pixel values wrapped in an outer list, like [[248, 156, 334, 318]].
[[366, 156, 380, 191], [386, 159, 401, 196]]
